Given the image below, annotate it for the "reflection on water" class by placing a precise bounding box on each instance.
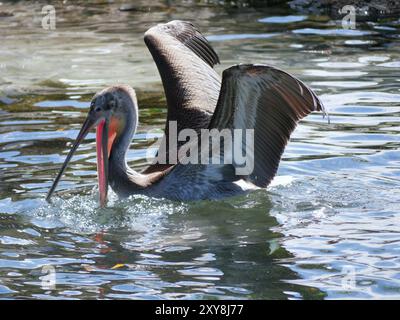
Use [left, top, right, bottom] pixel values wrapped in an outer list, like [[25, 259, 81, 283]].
[[0, 1, 399, 299]]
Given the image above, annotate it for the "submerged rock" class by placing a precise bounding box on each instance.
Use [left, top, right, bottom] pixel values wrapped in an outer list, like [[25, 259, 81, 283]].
[[119, 3, 168, 12], [0, 96, 16, 105], [0, 11, 13, 17]]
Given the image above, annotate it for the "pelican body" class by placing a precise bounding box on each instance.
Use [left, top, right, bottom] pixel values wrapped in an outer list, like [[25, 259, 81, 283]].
[[46, 21, 325, 207]]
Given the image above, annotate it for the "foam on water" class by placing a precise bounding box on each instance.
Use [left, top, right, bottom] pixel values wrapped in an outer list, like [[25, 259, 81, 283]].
[[31, 188, 188, 233]]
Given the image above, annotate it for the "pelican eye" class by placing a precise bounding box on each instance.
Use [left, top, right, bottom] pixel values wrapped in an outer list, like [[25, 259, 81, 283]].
[[108, 100, 116, 109]]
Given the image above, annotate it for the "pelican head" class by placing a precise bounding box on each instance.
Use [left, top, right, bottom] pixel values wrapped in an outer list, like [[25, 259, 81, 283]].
[[46, 85, 138, 207]]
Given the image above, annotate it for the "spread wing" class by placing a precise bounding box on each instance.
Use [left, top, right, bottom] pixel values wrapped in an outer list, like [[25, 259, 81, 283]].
[[155, 64, 326, 200], [143, 20, 221, 172], [208, 64, 326, 187]]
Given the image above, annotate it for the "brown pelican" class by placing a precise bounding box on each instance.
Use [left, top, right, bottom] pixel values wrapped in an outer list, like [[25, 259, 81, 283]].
[[46, 20, 325, 207]]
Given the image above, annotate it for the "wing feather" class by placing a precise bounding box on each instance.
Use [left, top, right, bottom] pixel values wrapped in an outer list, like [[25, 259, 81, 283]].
[[144, 20, 221, 121], [209, 64, 326, 187], [150, 64, 326, 200], [143, 20, 221, 172]]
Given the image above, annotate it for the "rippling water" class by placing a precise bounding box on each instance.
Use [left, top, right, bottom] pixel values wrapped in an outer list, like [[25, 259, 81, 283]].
[[0, 1, 399, 299]]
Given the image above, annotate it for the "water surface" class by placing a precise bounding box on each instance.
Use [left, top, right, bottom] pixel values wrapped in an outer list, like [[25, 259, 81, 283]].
[[0, 1, 400, 299]]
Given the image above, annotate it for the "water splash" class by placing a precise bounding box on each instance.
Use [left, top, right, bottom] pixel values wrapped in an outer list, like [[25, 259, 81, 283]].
[[31, 188, 188, 233]]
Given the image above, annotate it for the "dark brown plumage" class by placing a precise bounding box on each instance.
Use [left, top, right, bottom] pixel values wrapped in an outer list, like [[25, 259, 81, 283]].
[[209, 64, 326, 187], [143, 21, 221, 172]]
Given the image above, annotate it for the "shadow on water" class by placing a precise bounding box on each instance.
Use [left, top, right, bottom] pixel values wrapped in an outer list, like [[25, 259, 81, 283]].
[[0, 190, 325, 299], [0, 0, 399, 299]]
